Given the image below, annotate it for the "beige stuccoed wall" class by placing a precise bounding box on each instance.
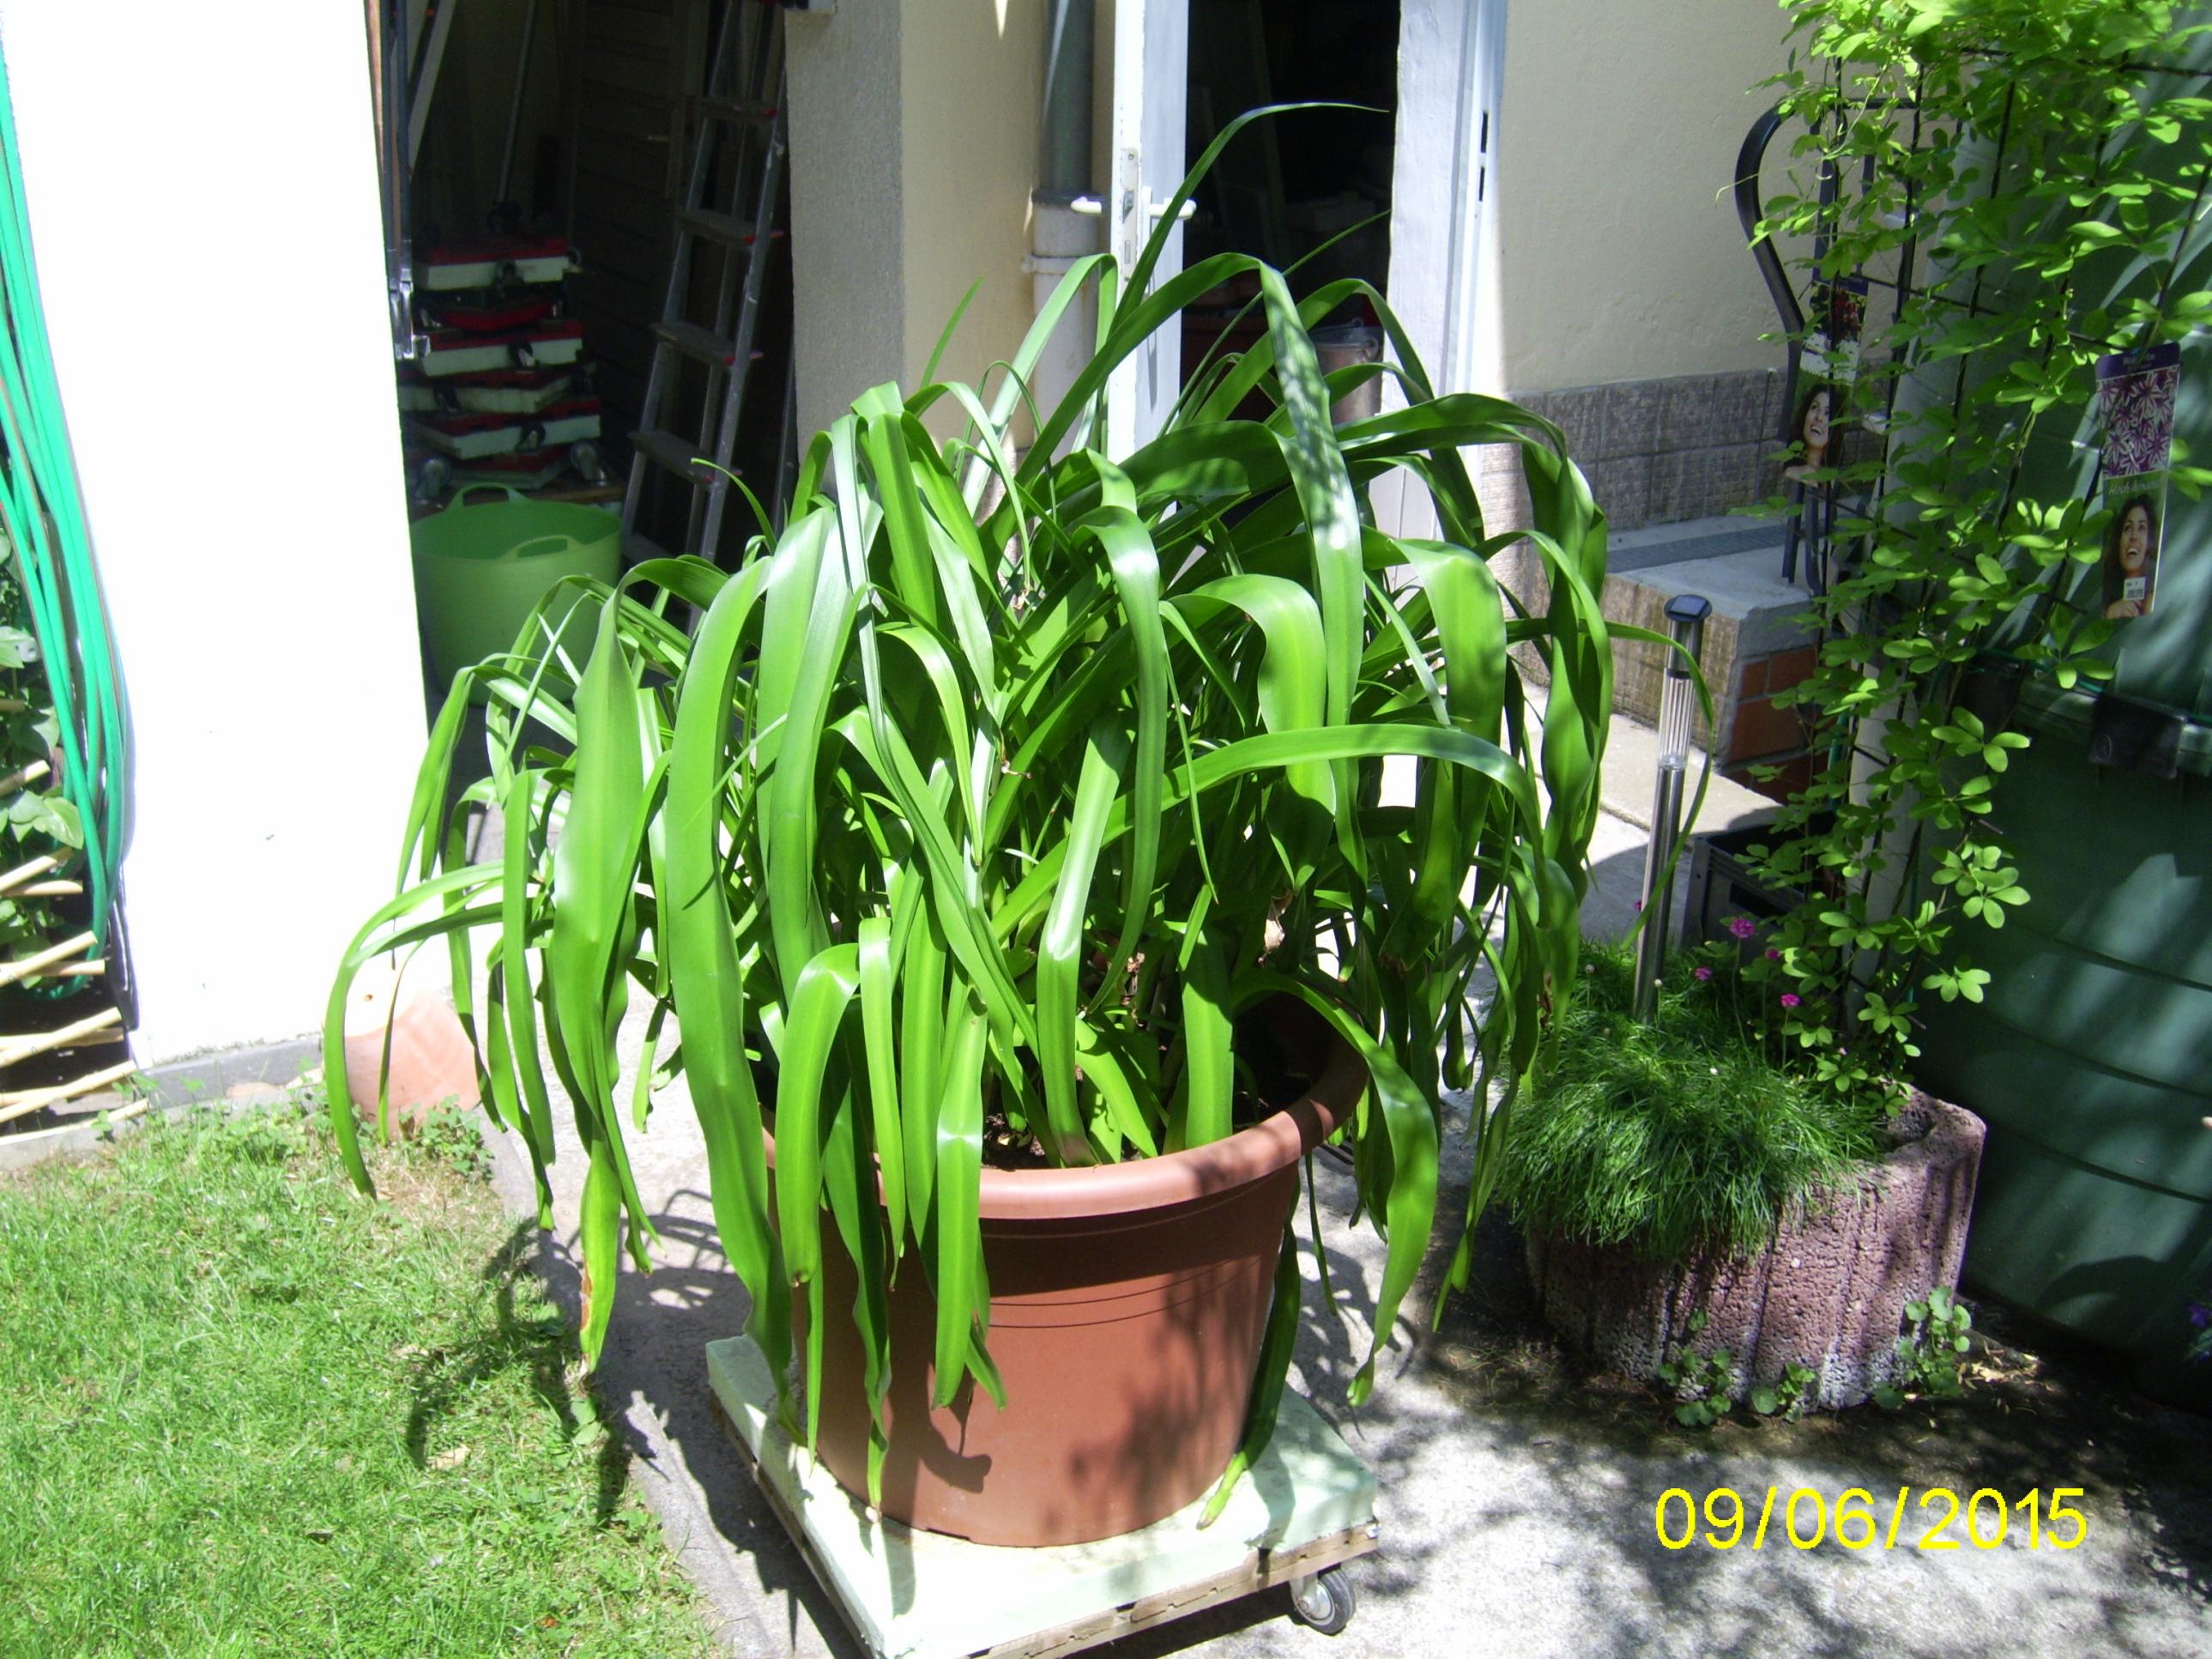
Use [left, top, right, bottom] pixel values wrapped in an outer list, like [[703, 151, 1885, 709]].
[[787, 2, 1048, 439], [902, 1, 1048, 399], [787, 7, 908, 438], [0, 1, 430, 1063], [1497, 0, 1787, 393]]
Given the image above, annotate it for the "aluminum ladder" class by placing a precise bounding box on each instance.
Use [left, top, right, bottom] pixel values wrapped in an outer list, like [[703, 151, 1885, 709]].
[[621, 1, 786, 566]]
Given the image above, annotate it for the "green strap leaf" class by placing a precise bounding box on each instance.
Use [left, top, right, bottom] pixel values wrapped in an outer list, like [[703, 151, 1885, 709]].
[[931, 996, 992, 1407], [1239, 971, 1437, 1407], [1036, 721, 1127, 1165]]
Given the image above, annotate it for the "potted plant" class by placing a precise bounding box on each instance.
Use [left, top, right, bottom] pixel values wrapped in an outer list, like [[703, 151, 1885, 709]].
[[1510, 0, 2212, 1417], [1747, 0, 2212, 1411], [1507, 933, 1984, 1417], [323, 124, 1622, 1545]]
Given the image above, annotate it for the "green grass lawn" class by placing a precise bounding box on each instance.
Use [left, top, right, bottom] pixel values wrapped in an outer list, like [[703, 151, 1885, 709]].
[[0, 1100, 717, 1657]]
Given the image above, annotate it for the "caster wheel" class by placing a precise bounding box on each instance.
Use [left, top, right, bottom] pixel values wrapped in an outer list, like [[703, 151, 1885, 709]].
[[1287, 1565, 1355, 1636], [569, 438, 612, 485]]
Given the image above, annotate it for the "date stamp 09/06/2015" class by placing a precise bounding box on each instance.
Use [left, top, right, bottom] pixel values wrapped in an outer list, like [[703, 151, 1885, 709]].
[[1654, 1486, 2091, 1553]]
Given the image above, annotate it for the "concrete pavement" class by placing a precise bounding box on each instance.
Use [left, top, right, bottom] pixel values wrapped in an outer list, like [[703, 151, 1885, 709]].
[[477, 725, 2212, 1659]]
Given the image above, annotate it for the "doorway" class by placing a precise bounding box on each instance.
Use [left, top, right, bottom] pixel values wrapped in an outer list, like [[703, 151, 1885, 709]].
[[372, 1, 795, 561], [1180, 0, 1402, 412]]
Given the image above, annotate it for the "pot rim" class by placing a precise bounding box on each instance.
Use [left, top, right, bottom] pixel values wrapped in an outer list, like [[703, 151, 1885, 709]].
[[764, 1002, 1369, 1223]]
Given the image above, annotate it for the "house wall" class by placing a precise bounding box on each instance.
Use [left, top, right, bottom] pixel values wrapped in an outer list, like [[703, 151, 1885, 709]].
[[1497, 0, 1781, 393], [901, 1, 1047, 398], [0, 3, 430, 1063], [1494, 0, 1791, 531], [786, 1, 1048, 439], [786, 4, 908, 437]]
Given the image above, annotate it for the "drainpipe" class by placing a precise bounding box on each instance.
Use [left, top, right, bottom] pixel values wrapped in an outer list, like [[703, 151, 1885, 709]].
[[1024, 0, 1097, 441]]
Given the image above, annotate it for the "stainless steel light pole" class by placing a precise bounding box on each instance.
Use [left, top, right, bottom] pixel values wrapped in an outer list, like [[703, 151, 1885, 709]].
[[1632, 594, 1711, 1023]]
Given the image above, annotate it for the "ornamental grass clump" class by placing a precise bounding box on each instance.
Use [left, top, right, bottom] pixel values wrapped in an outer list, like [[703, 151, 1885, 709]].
[[1502, 942, 1883, 1262], [323, 115, 1629, 1499]]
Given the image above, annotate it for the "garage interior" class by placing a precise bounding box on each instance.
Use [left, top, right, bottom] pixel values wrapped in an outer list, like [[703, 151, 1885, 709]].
[[372, 0, 795, 619]]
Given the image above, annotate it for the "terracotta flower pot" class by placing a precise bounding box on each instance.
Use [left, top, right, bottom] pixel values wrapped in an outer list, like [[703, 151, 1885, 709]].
[[776, 1003, 1366, 1547], [1526, 1093, 1985, 1410]]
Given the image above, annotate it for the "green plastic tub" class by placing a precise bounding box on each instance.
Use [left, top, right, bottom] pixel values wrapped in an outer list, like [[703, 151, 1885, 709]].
[[408, 487, 619, 688]]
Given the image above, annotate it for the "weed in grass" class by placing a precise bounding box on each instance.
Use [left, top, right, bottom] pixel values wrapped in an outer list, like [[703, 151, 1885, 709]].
[[416, 1101, 492, 1183], [0, 1095, 716, 1657]]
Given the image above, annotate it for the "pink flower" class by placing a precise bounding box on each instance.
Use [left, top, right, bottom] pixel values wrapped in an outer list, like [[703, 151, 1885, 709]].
[[1727, 917, 1757, 941], [1765, 948, 1780, 960], [1780, 992, 1802, 1008], [1633, 899, 1645, 912], [1693, 966, 1713, 982]]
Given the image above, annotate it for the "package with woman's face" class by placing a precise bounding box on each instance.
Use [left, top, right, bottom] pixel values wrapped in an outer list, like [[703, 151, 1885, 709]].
[[2094, 346, 2181, 624], [2100, 475, 2164, 621]]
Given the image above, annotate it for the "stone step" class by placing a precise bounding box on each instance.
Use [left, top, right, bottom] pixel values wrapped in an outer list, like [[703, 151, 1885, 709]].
[[1599, 516, 1820, 799]]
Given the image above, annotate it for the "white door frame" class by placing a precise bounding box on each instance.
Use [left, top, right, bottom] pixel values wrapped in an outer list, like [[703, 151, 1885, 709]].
[[1381, 0, 1507, 536], [1105, 0, 1188, 458]]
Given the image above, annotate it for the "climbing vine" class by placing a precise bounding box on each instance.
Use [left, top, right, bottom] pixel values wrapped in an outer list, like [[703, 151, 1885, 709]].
[[1746, 0, 2212, 1110]]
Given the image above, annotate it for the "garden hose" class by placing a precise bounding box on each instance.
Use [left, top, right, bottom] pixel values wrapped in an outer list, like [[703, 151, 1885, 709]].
[[0, 44, 129, 961]]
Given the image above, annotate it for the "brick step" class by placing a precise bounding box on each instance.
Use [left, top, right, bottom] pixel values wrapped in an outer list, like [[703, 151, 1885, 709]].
[[1597, 525, 1817, 803]]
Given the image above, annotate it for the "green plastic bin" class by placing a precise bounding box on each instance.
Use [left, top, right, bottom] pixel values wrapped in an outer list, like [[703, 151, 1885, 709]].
[[408, 487, 620, 688]]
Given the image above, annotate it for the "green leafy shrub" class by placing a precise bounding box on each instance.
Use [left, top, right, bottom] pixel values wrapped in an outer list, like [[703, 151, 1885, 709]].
[[1657, 1312, 1740, 1428], [1752, 1361, 1821, 1421], [1501, 942, 1882, 1262], [1748, 0, 2212, 1110]]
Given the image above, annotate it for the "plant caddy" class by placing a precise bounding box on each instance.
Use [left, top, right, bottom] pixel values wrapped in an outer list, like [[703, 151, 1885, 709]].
[[329, 112, 1616, 1656]]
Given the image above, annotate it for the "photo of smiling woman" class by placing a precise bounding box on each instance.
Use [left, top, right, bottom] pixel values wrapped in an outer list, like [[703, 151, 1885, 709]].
[[2100, 483, 2162, 620], [1782, 382, 1833, 484]]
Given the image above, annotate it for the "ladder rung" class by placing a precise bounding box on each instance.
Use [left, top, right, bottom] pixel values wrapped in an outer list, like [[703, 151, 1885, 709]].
[[632, 428, 713, 483], [676, 208, 760, 247], [654, 321, 741, 366], [695, 96, 777, 125]]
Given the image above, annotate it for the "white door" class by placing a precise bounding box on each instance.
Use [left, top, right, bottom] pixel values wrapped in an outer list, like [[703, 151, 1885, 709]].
[[1105, 0, 1188, 458], [1379, 0, 1507, 539]]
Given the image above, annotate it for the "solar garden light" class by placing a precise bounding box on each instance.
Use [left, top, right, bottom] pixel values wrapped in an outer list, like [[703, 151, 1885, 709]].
[[1632, 593, 1712, 1024]]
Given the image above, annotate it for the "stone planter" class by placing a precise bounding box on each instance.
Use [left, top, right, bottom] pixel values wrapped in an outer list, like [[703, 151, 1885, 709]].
[[1526, 1093, 1985, 1410]]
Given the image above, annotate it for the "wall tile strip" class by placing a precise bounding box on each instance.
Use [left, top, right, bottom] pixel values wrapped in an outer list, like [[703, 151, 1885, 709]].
[[1514, 367, 1786, 533]]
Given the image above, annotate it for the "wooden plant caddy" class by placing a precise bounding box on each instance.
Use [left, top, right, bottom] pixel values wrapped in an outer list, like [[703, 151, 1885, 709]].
[[706, 1336, 1379, 1657]]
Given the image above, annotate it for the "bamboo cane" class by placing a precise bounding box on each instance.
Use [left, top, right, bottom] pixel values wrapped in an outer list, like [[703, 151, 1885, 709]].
[[0, 852, 60, 893], [36, 1021, 122, 1042], [0, 1093, 148, 1139], [0, 758, 51, 795], [12, 879, 82, 898], [0, 1004, 122, 1069], [0, 929, 94, 987], [0, 1061, 141, 1125]]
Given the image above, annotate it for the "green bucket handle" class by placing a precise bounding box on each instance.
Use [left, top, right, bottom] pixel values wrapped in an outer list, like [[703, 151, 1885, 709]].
[[450, 484, 529, 509], [505, 532, 580, 564]]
